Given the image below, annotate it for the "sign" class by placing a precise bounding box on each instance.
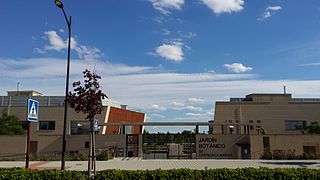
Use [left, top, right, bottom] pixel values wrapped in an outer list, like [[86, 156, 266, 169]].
[[196, 134, 246, 159], [93, 119, 99, 132], [27, 99, 39, 122]]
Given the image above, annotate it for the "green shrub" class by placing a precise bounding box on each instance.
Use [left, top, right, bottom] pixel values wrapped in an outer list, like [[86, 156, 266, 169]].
[[96, 150, 113, 161], [71, 151, 89, 161], [0, 167, 320, 180], [0, 168, 86, 180]]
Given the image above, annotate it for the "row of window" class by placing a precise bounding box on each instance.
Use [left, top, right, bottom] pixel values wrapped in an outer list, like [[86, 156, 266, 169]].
[[37, 121, 89, 134]]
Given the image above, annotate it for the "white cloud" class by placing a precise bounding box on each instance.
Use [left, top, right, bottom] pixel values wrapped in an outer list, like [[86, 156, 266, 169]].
[[186, 108, 214, 118], [44, 31, 67, 51], [184, 106, 203, 111], [34, 48, 46, 54], [150, 113, 166, 118], [266, 6, 282, 11], [258, 6, 282, 21], [223, 63, 253, 73], [149, 0, 184, 15], [170, 102, 203, 111], [187, 97, 205, 104], [186, 113, 203, 117], [5, 57, 320, 122], [41, 30, 102, 61], [300, 62, 320, 66], [150, 104, 167, 112], [171, 102, 185, 108], [162, 28, 171, 35], [178, 31, 197, 39], [154, 42, 184, 62], [76, 45, 102, 62], [201, 0, 244, 15], [0, 58, 155, 79]]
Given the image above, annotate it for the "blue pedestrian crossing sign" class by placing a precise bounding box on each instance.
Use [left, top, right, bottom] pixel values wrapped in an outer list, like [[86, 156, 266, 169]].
[[27, 99, 39, 122]]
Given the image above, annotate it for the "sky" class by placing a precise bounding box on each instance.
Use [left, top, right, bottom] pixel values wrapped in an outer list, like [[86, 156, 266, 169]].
[[2, 0, 320, 132]]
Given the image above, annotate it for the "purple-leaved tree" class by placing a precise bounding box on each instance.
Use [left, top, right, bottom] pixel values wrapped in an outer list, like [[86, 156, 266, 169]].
[[67, 69, 107, 177]]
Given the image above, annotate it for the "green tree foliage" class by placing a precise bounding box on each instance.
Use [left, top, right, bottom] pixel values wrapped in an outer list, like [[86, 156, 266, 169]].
[[299, 122, 320, 134], [0, 114, 25, 135]]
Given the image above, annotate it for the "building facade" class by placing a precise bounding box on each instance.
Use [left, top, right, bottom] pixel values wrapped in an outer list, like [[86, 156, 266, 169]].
[[0, 90, 146, 159], [205, 93, 320, 159], [1, 91, 320, 160]]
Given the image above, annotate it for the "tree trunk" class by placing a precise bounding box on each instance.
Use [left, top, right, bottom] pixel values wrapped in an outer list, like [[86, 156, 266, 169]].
[[88, 129, 92, 178], [88, 118, 96, 179], [92, 130, 96, 176]]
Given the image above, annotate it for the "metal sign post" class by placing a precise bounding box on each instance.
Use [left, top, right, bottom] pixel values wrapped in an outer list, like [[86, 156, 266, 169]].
[[25, 99, 39, 169]]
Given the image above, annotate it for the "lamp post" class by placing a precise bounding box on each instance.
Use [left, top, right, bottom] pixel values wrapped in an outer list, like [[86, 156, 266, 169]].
[[54, 0, 71, 171]]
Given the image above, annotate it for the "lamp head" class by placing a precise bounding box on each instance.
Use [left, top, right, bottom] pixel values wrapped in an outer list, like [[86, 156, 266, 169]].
[[54, 0, 64, 9]]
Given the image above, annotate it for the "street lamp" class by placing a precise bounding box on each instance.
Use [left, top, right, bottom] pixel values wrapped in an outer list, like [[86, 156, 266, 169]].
[[54, 0, 72, 171]]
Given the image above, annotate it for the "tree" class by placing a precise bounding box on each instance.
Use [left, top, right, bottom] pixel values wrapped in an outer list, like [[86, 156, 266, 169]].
[[0, 114, 25, 135], [299, 122, 320, 134], [67, 69, 107, 177], [143, 129, 149, 134]]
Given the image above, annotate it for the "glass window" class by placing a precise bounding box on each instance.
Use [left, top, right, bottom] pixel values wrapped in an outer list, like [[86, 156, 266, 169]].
[[71, 121, 89, 135], [125, 126, 133, 134], [285, 120, 306, 130], [39, 121, 55, 130]]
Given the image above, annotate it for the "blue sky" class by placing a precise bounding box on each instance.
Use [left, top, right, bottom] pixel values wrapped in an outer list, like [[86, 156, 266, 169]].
[[2, 0, 320, 132]]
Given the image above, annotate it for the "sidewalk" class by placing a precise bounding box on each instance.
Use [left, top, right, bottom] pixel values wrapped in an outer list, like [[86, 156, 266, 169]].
[[0, 158, 319, 171]]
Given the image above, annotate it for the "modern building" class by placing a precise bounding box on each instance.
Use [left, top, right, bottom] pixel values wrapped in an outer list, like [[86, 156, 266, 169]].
[[1, 91, 320, 160], [0, 90, 146, 159], [205, 93, 320, 159]]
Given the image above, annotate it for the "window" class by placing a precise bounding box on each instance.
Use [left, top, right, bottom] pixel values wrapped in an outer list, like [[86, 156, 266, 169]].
[[71, 121, 89, 135], [125, 126, 133, 134], [285, 120, 306, 130], [249, 120, 253, 123], [257, 120, 261, 123], [39, 121, 55, 130]]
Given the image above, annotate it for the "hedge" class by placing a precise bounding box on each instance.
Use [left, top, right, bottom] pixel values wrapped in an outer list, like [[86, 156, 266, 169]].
[[0, 168, 320, 180]]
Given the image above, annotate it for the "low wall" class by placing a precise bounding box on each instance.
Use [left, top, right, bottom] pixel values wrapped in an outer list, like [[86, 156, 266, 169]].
[[0, 134, 126, 160], [0, 136, 26, 159], [250, 134, 320, 159]]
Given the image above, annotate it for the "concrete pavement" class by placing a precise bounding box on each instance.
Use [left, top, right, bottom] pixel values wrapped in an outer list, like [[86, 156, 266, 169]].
[[0, 158, 319, 171]]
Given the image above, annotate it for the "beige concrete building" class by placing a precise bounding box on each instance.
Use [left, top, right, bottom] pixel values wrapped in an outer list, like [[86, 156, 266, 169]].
[[1, 91, 320, 160], [0, 90, 146, 159], [211, 93, 320, 135], [206, 93, 320, 159]]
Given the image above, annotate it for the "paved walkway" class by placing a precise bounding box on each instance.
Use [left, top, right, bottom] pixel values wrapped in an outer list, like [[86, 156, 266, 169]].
[[0, 158, 319, 171]]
